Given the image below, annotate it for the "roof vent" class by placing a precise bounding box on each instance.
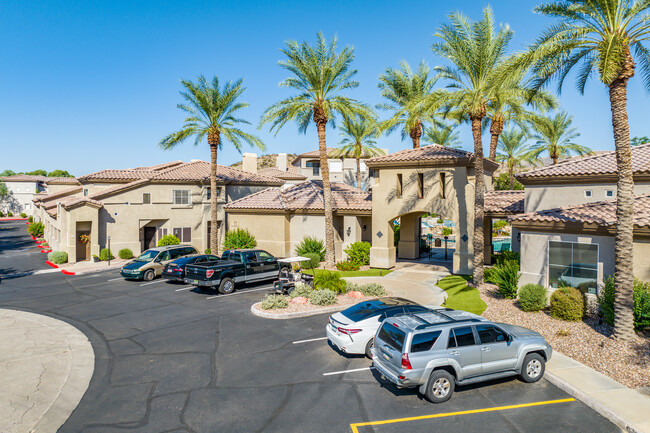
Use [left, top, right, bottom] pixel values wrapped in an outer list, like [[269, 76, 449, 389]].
[[190, 159, 201, 163]]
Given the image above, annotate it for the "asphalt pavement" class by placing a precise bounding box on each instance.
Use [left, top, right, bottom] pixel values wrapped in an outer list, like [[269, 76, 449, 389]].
[[0, 220, 620, 433]]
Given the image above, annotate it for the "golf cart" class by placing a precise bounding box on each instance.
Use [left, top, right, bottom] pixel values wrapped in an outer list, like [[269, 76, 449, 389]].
[[273, 256, 315, 295]]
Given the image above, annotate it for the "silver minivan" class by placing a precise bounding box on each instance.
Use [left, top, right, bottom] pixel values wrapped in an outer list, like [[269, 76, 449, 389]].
[[371, 309, 552, 403]]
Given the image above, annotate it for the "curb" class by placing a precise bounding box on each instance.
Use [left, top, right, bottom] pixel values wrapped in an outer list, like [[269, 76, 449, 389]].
[[61, 270, 75, 276], [46, 260, 58, 268], [544, 369, 640, 433], [250, 302, 347, 320]]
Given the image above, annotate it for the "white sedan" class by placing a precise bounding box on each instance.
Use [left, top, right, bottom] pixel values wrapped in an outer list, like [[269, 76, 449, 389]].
[[326, 297, 432, 358]]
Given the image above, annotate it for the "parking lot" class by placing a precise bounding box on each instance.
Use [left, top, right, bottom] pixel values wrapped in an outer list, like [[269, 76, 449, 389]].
[[0, 220, 618, 432]]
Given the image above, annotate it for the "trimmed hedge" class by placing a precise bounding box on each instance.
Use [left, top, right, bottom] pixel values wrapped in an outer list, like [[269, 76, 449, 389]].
[[550, 287, 584, 321], [223, 228, 257, 250], [157, 234, 180, 246], [47, 251, 68, 264], [99, 248, 114, 261], [343, 241, 370, 266], [118, 248, 133, 259], [518, 283, 547, 312], [20, 213, 27, 218]]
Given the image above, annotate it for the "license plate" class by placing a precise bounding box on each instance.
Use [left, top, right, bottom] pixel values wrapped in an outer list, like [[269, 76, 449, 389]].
[[383, 353, 390, 361], [193, 280, 198, 285]]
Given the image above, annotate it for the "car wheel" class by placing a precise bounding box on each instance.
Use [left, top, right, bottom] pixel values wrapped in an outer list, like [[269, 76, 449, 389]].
[[520, 353, 545, 383], [218, 277, 235, 295], [364, 338, 374, 359], [424, 370, 455, 403], [143, 270, 155, 281]]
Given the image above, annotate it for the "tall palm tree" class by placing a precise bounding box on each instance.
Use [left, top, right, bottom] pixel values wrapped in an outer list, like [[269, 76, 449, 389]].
[[423, 123, 461, 148], [260, 33, 370, 267], [160, 75, 264, 253], [378, 61, 441, 149], [527, 112, 592, 164], [523, 0, 650, 341], [432, 6, 514, 286], [334, 115, 385, 189], [496, 128, 537, 189]]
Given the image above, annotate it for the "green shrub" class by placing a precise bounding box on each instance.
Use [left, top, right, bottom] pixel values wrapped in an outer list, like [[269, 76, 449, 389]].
[[288, 282, 313, 299], [28, 221, 44, 237], [118, 248, 133, 259], [488, 260, 520, 299], [261, 294, 289, 310], [442, 227, 453, 236], [335, 261, 360, 271], [157, 234, 180, 246], [28, 215, 33, 223], [47, 251, 68, 264], [205, 248, 211, 254], [518, 284, 547, 312], [343, 241, 371, 265], [600, 276, 650, 331], [223, 228, 256, 250], [358, 282, 386, 297], [295, 236, 325, 261], [437, 218, 443, 224], [20, 212, 27, 218], [7, 212, 13, 217], [308, 289, 337, 306], [393, 224, 400, 246], [550, 287, 584, 321], [495, 251, 520, 266], [598, 276, 616, 325], [313, 270, 347, 293], [484, 266, 495, 283], [99, 248, 114, 261], [301, 252, 321, 269]]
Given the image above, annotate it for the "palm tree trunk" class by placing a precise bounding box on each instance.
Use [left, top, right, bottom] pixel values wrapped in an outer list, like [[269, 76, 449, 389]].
[[489, 119, 503, 160], [551, 145, 559, 165], [471, 116, 485, 286], [356, 155, 362, 189], [315, 117, 336, 267], [509, 165, 514, 190], [209, 141, 219, 254], [410, 121, 422, 149], [609, 54, 636, 342]]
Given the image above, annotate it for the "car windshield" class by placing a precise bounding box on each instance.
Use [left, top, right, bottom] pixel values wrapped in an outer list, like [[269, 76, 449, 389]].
[[136, 250, 158, 262], [341, 301, 384, 322], [377, 322, 406, 352]]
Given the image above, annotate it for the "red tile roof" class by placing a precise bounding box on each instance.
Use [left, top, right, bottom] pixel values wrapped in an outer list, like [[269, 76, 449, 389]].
[[44, 177, 80, 185], [365, 144, 499, 171], [258, 167, 307, 180], [1, 174, 49, 182], [517, 143, 650, 182], [484, 190, 525, 215], [33, 186, 83, 204], [150, 161, 283, 185]]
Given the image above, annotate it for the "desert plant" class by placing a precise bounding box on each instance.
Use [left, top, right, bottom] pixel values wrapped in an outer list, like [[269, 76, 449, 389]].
[[157, 234, 180, 246], [205, 248, 211, 254], [488, 260, 520, 299], [28, 215, 33, 223], [288, 282, 313, 299], [99, 248, 114, 261], [295, 236, 326, 261], [313, 270, 347, 293], [261, 294, 289, 310], [343, 241, 371, 266], [223, 228, 256, 250], [28, 221, 44, 237], [358, 283, 386, 297], [494, 250, 520, 266], [47, 251, 68, 264], [335, 261, 360, 271], [600, 276, 650, 331], [20, 212, 26, 218], [7, 212, 13, 217], [550, 287, 584, 321], [518, 283, 547, 312], [118, 248, 133, 259], [301, 252, 321, 269], [308, 289, 337, 306]]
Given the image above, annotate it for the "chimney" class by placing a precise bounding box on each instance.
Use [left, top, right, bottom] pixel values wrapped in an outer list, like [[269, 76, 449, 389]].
[[242, 153, 258, 174], [276, 153, 288, 172]]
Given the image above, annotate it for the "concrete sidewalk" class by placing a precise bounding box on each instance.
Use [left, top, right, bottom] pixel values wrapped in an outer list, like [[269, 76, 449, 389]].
[[546, 352, 650, 433], [0, 309, 94, 433]]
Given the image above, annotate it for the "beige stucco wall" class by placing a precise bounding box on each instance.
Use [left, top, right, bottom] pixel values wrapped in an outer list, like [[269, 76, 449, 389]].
[[228, 213, 290, 257], [1, 181, 43, 215], [46, 183, 79, 194], [633, 238, 650, 282], [294, 157, 373, 188], [524, 183, 650, 213]]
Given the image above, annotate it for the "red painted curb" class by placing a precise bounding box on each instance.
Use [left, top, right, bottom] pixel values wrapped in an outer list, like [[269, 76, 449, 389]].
[[46, 260, 59, 268], [31, 237, 36, 240], [61, 270, 75, 275], [0, 218, 28, 221], [40, 250, 51, 254]]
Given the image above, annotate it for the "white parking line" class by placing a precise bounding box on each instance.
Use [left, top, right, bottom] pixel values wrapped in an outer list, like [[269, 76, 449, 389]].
[[108, 277, 123, 281], [323, 367, 374, 376], [175, 286, 193, 292], [140, 280, 165, 287], [293, 337, 328, 344], [205, 286, 272, 300]]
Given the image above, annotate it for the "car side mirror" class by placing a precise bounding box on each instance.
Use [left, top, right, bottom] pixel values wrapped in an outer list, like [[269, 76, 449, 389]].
[[154, 258, 161, 263]]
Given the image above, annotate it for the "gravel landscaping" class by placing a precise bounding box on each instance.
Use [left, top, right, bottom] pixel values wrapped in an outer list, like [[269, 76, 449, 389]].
[[251, 291, 392, 316], [479, 283, 650, 389]]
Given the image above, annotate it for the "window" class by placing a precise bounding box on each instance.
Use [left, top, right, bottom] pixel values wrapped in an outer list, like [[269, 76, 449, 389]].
[[476, 325, 508, 344], [306, 160, 320, 176], [143, 193, 151, 204], [158, 251, 171, 261], [410, 331, 441, 353], [606, 190, 614, 198], [83, 189, 89, 197], [584, 190, 593, 198], [417, 173, 424, 199], [439, 173, 446, 199], [169, 248, 185, 260], [449, 326, 475, 347], [157, 227, 168, 241], [396, 174, 403, 198], [173, 189, 190, 205], [359, 161, 367, 172], [329, 161, 343, 173], [184, 246, 197, 255], [173, 227, 192, 243], [548, 241, 598, 294], [377, 322, 406, 352], [243, 251, 257, 262], [206, 187, 222, 200], [257, 251, 273, 261]]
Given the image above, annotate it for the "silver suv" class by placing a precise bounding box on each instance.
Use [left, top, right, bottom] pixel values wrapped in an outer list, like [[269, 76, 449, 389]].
[[371, 308, 552, 403]]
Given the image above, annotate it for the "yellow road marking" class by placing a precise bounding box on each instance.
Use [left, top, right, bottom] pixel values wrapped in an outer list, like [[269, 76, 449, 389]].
[[350, 398, 575, 432]]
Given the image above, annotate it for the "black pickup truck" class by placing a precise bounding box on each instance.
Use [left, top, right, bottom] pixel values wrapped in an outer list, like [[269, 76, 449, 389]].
[[184, 249, 281, 294]]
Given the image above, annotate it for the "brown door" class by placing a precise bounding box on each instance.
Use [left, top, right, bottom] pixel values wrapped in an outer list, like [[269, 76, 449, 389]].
[[76, 231, 90, 261], [144, 227, 156, 250]]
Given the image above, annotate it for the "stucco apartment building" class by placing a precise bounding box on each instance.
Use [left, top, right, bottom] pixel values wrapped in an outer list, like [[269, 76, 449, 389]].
[[0, 175, 79, 215], [509, 143, 650, 293], [33, 160, 283, 262]]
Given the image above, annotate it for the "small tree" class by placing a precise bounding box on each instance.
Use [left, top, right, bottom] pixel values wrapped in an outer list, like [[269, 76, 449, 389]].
[[157, 235, 180, 246], [223, 228, 257, 250]]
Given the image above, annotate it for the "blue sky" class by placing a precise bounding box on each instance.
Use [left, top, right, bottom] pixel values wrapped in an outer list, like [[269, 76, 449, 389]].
[[1, 0, 648, 176]]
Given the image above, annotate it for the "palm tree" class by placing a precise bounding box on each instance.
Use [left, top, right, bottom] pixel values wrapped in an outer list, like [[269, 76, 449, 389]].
[[523, 0, 650, 341], [423, 123, 461, 148], [160, 75, 264, 254], [333, 115, 385, 189], [260, 33, 370, 267], [431, 6, 514, 286], [496, 128, 537, 189], [377, 61, 441, 149], [527, 112, 592, 164]]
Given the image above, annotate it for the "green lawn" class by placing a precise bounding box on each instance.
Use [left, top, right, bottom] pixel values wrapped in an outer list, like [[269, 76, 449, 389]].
[[437, 275, 487, 315], [302, 268, 393, 278]]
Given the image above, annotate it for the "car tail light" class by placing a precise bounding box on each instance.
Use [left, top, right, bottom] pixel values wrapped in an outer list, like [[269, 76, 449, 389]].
[[174, 267, 182, 272], [337, 327, 362, 335], [206, 269, 214, 278], [401, 353, 412, 370]]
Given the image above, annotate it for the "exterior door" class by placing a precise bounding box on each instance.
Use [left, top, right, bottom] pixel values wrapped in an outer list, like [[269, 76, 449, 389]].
[[446, 326, 482, 379], [76, 231, 90, 262], [143, 227, 156, 250], [476, 324, 518, 374]]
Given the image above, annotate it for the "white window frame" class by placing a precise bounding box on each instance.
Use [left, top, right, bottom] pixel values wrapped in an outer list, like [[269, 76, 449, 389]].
[[329, 160, 343, 173], [546, 240, 599, 294], [584, 190, 593, 198], [172, 189, 191, 205], [606, 189, 614, 198]]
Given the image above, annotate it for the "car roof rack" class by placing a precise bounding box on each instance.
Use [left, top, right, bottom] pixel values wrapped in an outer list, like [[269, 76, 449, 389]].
[[395, 310, 483, 330]]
